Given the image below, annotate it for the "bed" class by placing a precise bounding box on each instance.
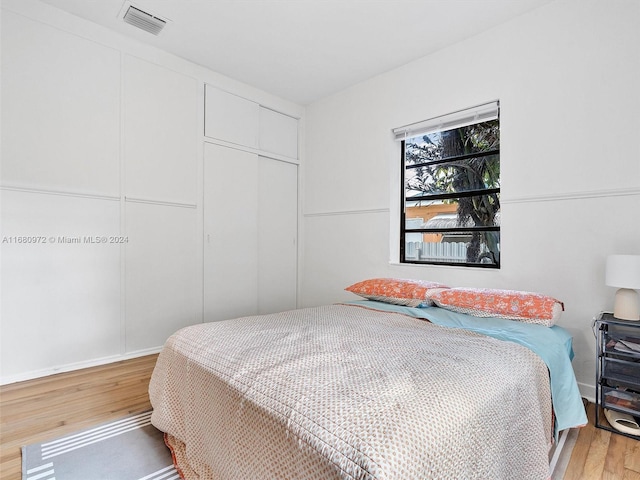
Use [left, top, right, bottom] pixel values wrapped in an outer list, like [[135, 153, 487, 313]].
[[149, 300, 587, 480]]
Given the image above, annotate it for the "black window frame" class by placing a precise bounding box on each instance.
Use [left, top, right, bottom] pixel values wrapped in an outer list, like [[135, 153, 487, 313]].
[[400, 120, 500, 269]]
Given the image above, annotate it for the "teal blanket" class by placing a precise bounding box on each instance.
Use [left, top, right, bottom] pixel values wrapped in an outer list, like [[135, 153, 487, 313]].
[[347, 300, 588, 437]]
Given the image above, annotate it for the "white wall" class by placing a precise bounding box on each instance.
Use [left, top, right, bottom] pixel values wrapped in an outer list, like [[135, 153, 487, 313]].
[[2, 0, 638, 397], [301, 0, 640, 399], [0, 0, 304, 383]]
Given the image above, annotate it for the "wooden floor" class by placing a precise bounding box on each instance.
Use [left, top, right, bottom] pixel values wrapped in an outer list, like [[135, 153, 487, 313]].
[[0, 355, 157, 480], [563, 401, 640, 480], [1, 355, 639, 480]]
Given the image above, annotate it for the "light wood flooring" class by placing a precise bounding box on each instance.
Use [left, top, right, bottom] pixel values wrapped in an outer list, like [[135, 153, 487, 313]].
[[1, 354, 639, 480], [563, 401, 640, 480], [0, 355, 157, 480]]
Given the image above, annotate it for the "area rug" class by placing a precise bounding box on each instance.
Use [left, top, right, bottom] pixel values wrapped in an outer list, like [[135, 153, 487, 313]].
[[23, 410, 578, 479], [22, 411, 179, 480]]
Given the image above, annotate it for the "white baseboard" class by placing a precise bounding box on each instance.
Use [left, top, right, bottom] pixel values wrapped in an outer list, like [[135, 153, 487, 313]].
[[578, 381, 596, 404], [0, 347, 162, 386]]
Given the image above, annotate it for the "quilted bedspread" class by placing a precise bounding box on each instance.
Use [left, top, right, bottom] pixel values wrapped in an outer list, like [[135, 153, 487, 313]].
[[150, 304, 553, 479]]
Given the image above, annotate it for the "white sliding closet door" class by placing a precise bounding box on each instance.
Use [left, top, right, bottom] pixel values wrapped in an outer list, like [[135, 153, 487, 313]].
[[259, 108, 298, 160], [204, 85, 259, 147], [204, 143, 259, 322], [258, 158, 298, 314]]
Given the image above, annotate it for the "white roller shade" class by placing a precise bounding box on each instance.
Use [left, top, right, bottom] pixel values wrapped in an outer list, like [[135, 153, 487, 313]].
[[393, 100, 499, 141]]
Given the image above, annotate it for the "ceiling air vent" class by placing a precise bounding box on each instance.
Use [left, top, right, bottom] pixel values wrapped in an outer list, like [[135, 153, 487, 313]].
[[122, 5, 167, 35]]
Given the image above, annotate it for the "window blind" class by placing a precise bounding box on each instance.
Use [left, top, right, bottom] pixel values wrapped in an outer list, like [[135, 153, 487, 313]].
[[393, 100, 499, 141]]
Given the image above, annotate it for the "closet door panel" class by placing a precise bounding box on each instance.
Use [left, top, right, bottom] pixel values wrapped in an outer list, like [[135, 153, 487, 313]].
[[0, 190, 121, 378], [124, 56, 198, 204], [1, 11, 120, 196], [125, 202, 199, 352], [258, 158, 298, 314], [204, 85, 259, 148], [259, 108, 298, 160], [204, 143, 259, 322]]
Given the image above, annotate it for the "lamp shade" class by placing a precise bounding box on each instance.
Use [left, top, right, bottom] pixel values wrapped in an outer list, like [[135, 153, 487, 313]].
[[606, 255, 640, 289]]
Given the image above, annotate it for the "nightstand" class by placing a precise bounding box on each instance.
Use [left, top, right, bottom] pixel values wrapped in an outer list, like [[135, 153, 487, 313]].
[[595, 312, 640, 439]]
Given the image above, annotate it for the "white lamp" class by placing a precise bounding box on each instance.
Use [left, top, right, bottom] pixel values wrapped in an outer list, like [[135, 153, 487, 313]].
[[606, 255, 640, 321]]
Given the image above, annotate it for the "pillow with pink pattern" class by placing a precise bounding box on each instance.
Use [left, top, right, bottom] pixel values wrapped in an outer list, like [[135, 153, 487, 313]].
[[345, 278, 449, 307], [428, 287, 564, 326]]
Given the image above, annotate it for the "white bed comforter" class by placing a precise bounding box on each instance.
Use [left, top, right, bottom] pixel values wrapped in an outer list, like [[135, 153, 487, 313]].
[[150, 304, 553, 479]]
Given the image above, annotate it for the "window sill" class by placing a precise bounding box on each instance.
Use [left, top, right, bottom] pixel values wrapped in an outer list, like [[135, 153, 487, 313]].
[[388, 261, 501, 271]]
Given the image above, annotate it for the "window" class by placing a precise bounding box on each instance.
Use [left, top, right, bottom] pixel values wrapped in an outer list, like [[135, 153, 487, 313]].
[[394, 101, 500, 268]]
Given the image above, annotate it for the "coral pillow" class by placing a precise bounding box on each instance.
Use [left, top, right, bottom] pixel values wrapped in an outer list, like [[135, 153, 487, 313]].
[[428, 288, 564, 326], [345, 278, 449, 307]]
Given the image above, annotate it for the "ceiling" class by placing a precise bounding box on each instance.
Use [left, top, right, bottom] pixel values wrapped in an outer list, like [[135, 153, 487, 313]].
[[38, 0, 554, 105]]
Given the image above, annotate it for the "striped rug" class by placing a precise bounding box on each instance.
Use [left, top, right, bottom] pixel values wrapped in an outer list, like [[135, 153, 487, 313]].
[[22, 411, 179, 480]]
